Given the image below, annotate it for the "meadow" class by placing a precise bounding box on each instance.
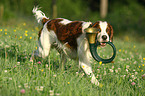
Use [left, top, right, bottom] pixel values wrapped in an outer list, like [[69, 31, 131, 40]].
[[0, 21, 145, 96]]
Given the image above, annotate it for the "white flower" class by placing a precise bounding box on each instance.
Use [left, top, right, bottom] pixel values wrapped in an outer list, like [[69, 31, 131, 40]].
[[126, 65, 130, 69], [135, 72, 138, 75], [97, 69, 100, 73], [126, 69, 128, 72], [109, 69, 114, 73], [115, 69, 118, 73], [4, 70, 7, 73]]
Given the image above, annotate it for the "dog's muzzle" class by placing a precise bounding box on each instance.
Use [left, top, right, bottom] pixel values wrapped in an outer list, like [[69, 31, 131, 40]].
[[85, 28, 116, 63]]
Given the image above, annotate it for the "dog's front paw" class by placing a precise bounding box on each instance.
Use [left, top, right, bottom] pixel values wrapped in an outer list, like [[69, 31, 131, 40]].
[[91, 75, 99, 86]]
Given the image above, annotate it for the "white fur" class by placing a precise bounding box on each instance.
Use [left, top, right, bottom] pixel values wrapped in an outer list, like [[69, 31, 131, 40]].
[[32, 6, 49, 24], [59, 19, 73, 25], [97, 21, 109, 43], [31, 7, 99, 86], [82, 22, 92, 33]]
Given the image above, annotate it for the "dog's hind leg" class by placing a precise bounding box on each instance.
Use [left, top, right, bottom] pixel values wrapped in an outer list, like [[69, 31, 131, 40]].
[[31, 25, 56, 60]]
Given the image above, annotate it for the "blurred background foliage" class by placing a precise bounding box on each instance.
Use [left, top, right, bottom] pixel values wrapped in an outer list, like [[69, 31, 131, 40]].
[[0, 0, 145, 40]]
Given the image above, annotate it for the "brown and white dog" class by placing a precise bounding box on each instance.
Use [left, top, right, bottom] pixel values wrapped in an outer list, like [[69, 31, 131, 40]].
[[31, 7, 113, 85]]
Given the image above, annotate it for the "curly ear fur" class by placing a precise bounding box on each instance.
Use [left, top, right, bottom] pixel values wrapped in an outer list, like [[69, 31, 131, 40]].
[[108, 23, 113, 42]]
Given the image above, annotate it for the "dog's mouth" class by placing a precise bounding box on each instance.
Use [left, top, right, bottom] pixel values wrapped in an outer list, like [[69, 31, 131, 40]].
[[100, 42, 106, 47]]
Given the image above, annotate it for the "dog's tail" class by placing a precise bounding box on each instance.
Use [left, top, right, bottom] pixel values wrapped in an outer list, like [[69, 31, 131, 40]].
[[32, 6, 49, 25]]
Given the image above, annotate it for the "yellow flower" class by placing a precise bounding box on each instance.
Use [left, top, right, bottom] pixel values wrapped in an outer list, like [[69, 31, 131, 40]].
[[5, 32, 7, 35], [99, 61, 102, 65], [4, 29, 7, 31], [67, 82, 70, 84], [25, 33, 28, 36], [30, 37, 32, 39], [0, 29, 2, 31], [25, 30, 28, 33], [41, 69, 44, 72], [14, 30, 16, 32], [119, 49, 121, 52], [139, 66, 141, 68], [36, 47, 37, 50], [133, 45, 136, 48], [142, 64, 144, 66], [99, 83, 103, 88], [23, 23, 26, 26], [82, 65, 85, 68], [141, 70, 143, 72], [20, 36, 22, 39], [143, 58, 145, 60]]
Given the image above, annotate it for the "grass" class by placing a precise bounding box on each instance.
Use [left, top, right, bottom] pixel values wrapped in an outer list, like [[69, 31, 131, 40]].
[[0, 22, 145, 96]]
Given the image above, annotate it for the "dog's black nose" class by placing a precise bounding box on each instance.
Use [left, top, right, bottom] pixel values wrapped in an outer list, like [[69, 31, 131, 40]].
[[102, 35, 107, 40]]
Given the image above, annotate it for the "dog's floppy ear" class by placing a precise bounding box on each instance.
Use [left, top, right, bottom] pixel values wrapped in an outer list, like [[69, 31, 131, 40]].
[[108, 23, 113, 42]]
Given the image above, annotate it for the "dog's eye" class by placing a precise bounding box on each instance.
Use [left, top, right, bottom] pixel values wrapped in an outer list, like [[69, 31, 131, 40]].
[[97, 29, 101, 32]]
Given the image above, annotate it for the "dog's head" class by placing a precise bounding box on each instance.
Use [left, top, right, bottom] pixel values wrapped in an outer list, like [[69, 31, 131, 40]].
[[90, 21, 113, 47]]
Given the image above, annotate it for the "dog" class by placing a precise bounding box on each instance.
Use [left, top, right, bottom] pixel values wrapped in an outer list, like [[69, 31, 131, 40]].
[[31, 7, 113, 86]]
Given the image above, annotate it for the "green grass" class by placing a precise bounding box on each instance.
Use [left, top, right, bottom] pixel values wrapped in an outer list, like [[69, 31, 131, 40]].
[[0, 22, 145, 96]]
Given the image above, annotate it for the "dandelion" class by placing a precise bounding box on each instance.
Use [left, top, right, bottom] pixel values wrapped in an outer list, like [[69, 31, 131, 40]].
[[5, 32, 7, 35], [133, 45, 136, 48], [14, 29, 16, 32], [25, 30, 28, 33], [131, 82, 135, 85], [142, 64, 144, 66], [20, 36, 22, 39], [119, 49, 121, 52], [141, 70, 143, 72], [139, 66, 141, 68], [99, 61, 102, 65], [67, 82, 70, 84], [82, 65, 85, 68], [41, 69, 44, 72], [20, 89, 25, 94], [0, 29, 2, 31], [25, 33, 28, 36], [30, 37, 32, 39], [36, 47, 37, 50], [143, 58, 145, 60]]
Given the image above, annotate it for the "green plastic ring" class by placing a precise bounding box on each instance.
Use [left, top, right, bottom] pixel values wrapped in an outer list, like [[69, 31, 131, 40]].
[[89, 41, 116, 63]]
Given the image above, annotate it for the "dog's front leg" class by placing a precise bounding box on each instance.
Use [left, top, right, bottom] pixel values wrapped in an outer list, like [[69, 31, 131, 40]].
[[77, 39, 99, 86]]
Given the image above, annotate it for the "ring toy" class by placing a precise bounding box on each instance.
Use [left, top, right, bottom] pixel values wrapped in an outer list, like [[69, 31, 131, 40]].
[[85, 28, 116, 63], [89, 41, 116, 63]]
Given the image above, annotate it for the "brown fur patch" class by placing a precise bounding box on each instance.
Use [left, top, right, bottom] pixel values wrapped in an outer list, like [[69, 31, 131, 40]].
[[47, 19, 83, 50]]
